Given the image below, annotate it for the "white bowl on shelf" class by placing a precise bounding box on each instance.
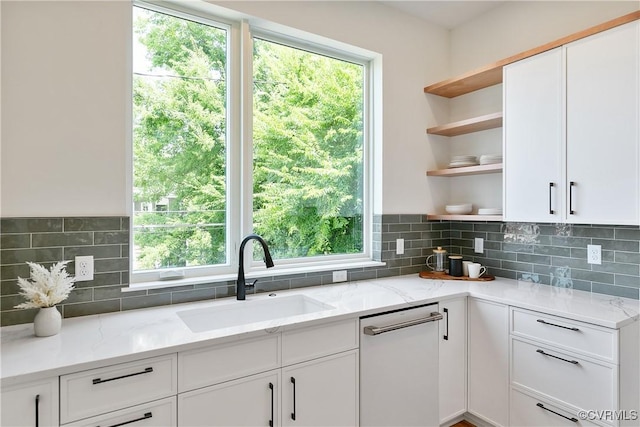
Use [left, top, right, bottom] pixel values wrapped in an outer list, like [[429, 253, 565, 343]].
[[445, 203, 473, 215]]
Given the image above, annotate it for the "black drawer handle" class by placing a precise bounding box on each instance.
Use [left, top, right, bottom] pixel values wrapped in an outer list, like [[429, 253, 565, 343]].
[[536, 403, 578, 422], [99, 412, 152, 427], [537, 319, 580, 331], [443, 308, 449, 341], [290, 377, 297, 421], [35, 394, 40, 427], [269, 382, 274, 427], [536, 349, 579, 365], [93, 367, 153, 385]]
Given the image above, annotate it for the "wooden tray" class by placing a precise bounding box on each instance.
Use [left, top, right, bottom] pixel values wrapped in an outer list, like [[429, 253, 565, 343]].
[[419, 270, 495, 281]]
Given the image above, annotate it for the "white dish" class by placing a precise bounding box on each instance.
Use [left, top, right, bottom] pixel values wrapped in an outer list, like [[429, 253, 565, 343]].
[[448, 161, 478, 168], [445, 203, 473, 214], [451, 155, 477, 161], [477, 208, 503, 215]]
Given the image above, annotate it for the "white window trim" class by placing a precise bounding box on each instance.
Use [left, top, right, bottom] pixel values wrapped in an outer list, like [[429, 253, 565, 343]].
[[130, 1, 382, 288]]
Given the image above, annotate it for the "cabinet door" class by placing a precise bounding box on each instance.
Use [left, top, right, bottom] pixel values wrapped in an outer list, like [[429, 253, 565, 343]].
[[178, 370, 279, 427], [565, 21, 640, 225], [282, 350, 358, 427], [503, 47, 564, 223], [1, 378, 58, 427], [439, 297, 467, 424], [467, 298, 509, 427]]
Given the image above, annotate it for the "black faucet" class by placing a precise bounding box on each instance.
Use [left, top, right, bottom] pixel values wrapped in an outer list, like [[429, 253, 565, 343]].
[[237, 234, 275, 300]]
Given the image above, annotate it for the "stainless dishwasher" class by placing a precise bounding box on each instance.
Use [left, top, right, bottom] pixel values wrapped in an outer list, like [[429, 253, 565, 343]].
[[360, 303, 442, 426]]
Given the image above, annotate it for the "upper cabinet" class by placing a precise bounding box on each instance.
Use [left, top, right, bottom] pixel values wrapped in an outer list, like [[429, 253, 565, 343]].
[[504, 20, 640, 225]]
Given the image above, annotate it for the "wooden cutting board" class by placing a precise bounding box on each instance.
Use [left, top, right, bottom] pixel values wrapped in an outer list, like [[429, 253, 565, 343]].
[[419, 270, 495, 281]]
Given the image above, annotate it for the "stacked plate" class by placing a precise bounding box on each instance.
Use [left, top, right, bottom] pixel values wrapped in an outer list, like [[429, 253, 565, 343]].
[[448, 155, 478, 168], [479, 154, 503, 165], [478, 208, 503, 215]]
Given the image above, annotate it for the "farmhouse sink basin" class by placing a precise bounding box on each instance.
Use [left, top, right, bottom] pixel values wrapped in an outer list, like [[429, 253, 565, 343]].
[[178, 294, 335, 333]]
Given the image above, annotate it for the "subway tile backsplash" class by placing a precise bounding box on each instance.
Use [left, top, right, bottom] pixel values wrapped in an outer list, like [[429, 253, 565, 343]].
[[1, 216, 638, 326]]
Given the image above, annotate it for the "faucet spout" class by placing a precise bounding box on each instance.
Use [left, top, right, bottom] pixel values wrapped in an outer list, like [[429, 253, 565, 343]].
[[237, 234, 275, 300]]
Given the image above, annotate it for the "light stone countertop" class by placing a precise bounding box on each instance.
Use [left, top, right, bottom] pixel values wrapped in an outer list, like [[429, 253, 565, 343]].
[[1, 275, 638, 384]]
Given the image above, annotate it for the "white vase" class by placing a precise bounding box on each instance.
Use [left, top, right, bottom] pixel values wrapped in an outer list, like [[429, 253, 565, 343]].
[[34, 306, 62, 337]]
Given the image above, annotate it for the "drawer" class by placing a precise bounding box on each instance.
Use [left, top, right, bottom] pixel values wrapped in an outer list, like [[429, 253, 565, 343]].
[[61, 396, 176, 427], [60, 354, 177, 424], [511, 388, 601, 427], [178, 334, 279, 392], [511, 307, 617, 362], [282, 318, 358, 366], [511, 338, 616, 412]]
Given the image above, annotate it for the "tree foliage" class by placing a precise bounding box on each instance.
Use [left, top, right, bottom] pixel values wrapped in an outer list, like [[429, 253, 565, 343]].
[[133, 8, 364, 270]]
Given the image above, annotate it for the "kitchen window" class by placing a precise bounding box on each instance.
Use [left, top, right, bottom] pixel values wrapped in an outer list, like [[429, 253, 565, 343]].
[[131, 2, 375, 286]]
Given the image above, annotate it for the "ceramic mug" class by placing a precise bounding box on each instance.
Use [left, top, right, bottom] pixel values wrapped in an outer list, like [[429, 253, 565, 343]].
[[462, 260, 473, 276], [468, 263, 487, 279]]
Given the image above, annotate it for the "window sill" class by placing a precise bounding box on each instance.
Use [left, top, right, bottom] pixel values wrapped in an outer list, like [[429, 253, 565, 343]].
[[125, 259, 386, 292]]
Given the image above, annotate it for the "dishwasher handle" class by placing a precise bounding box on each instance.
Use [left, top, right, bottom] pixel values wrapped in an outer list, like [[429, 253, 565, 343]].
[[363, 312, 443, 336]]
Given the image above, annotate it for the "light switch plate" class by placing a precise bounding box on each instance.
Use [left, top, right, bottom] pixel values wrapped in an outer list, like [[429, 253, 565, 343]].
[[332, 270, 347, 283], [396, 238, 404, 255], [474, 238, 484, 254]]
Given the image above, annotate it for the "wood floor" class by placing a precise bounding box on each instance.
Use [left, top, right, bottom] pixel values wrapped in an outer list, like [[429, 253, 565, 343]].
[[452, 421, 476, 427]]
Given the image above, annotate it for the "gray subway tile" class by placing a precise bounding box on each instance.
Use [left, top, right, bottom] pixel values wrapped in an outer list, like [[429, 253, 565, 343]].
[[64, 300, 121, 318], [64, 217, 122, 231], [0, 234, 30, 249], [149, 285, 194, 294], [94, 258, 129, 273], [171, 287, 216, 305], [490, 268, 518, 280], [410, 223, 432, 232], [501, 261, 533, 272], [572, 269, 615, 285], [591, 283, 639, 300], [592, 262, 639, 276], [1, 218, 62, 233], [1, 248, 63, 264], [376, 267, 401, 278], [64, 245, 122, 260], [615, 274, 640, 288], [291, 276, 323, 289], [65, 288, 94, 304], [255, 279, 291, 293], [486, 250, 517, 261], [94, 231, 129, 245], [1, 308, 39, 326], [122, 293, 172, 311], [121, 217, 131, 231], [614, 251, 640, 264], [399, 215, 423, 224], [1, 280, 20, 296], [349, 270, 377, 282], [551, 256, 590, 270], [551, 236, 590, 248], [593, 239, 639, 252], [534, 245, 571, 257], [215, 285, 236, 298], [382, 215, 400, 224], [615, 228, 640, 241], [571, 226, 614, 239], [1, 294, 24, 311], [388, 224, 411, 233], [32, 232, 93, 248]]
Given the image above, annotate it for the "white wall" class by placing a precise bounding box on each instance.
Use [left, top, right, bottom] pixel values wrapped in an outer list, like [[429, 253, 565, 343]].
[[0, 0, 450, 217], [1, 1, 131, 217]]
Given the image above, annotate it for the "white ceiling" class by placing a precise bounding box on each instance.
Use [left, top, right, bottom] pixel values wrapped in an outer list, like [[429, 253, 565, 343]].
[[380, 1, 506, 29]]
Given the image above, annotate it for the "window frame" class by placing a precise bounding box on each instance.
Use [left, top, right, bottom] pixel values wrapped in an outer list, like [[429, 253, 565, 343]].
[[130, 1, 377, 288]]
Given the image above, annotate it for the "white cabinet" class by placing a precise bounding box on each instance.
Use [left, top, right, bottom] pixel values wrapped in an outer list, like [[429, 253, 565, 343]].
[[504, 21, 640, 225], [282, 351, 358, 427], [177, 319, 359, 427], [62, 396, 177, 427], [1, 377, 58, 427], [509, 307, 640, 427], [467, 298, 509, 427], [439, 297, 467, 424], [59, 353, 178, 424], [179, 371, 279, 427]]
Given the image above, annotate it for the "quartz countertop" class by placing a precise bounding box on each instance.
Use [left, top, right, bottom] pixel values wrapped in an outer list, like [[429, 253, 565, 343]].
[[1, 275, 638, 384]]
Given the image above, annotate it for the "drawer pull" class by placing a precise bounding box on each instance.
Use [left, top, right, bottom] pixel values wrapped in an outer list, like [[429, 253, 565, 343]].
[[536, 349, 579, 365], [98, 412, 152, 427], [92, 367, 154, 385], [35, 394, 40, 427], [536, 319, 580, 331], [269, 382, 274, 427], [536, 403, 578, 422], [290, 377, 297, 421]]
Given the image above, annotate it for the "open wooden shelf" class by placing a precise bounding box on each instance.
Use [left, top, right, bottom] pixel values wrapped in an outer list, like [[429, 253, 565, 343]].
[[426, 163, 502, 177], [423, 10, 640, 98], [427, 112, 503, 136], [427, 214, 503, 222]]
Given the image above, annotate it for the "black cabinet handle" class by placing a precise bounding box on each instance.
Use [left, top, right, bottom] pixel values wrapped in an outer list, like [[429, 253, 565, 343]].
[[290, 377, 297, 421], [35, 394, 40, 427], [537, 318, 580, 331], [536, 403, 578, 422], [536, 349, 579, 365], [443, 308, 449, 341], [569, 181, 576, 215], [549, 182, 555, 214], [268, 382, 274, 427], [98, 412, 152, 427], [93, 367, 153, 385]]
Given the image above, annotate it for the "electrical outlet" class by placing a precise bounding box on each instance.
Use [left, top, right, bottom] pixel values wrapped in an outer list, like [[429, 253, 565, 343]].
[[587, 244, 602, 265], [396, 238, 405, 255], [332, 270, 347, 283], [474, 238, 484, 254], [75, 256, 94, 281]]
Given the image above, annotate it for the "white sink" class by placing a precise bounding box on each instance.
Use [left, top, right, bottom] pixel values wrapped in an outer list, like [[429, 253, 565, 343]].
[[178, 294, 335, 333]]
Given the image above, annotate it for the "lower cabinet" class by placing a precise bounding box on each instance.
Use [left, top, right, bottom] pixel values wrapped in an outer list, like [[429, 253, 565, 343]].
[[281, 351, 358, 427], [178, 319, 359, 427], [467, 297, 509, 427], [1, 377, 58, 427], [439, 297, 467, 425], [179, 371, 279, 427], [61, 396, 177, 427]]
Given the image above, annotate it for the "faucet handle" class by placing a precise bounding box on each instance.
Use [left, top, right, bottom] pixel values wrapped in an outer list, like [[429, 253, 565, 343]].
[[246, 279, 258, 289]]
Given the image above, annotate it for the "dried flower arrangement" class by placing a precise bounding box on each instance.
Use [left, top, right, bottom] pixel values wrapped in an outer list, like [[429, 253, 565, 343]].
[[14, 261, 76, 309]]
